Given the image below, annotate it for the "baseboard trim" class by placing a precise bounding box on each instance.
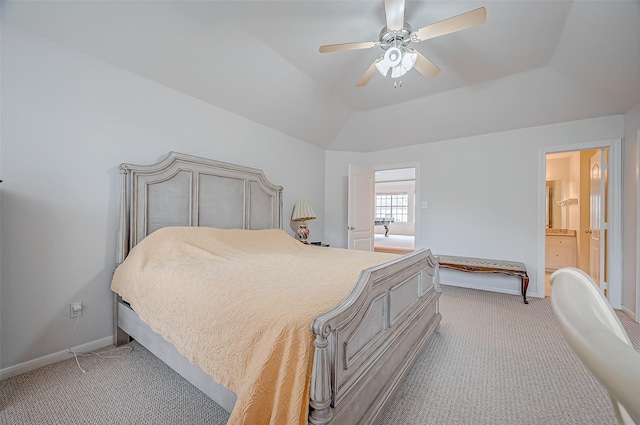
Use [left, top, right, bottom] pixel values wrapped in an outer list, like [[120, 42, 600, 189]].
[[620, 305, 637, 322], [0, 336, 113, 381], [441, 281, 519, 296], [440, 282, 543, 299]]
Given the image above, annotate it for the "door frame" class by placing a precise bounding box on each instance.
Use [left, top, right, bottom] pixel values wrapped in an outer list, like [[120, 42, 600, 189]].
[[370, 162, 420, 249], [636, 129, 640, 321], [538, 138, 622, 308]]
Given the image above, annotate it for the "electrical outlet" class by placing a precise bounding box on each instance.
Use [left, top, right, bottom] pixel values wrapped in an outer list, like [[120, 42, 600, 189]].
[[70, 301, 83, 319]]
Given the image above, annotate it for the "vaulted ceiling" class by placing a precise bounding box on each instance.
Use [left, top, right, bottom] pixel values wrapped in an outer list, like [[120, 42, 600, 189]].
[[3, 0, 640, 152]]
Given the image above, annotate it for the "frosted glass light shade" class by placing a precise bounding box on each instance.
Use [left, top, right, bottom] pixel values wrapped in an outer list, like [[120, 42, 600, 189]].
[[375, 47, 417, 78]]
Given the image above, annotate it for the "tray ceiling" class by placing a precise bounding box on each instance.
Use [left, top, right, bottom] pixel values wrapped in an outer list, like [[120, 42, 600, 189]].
[[3, 1, 639, 152]]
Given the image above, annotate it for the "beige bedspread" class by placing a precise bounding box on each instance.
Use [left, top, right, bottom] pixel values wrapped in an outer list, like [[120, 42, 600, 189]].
[[111, 227, 398, 425]]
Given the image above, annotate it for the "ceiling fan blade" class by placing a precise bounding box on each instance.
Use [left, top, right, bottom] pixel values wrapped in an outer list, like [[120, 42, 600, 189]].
[[413, 7, 486, 42], [410, 49, 441, 78], [355, 57, 382, 87], [384, 0, 406, 31], [319, 41, 378, 53]]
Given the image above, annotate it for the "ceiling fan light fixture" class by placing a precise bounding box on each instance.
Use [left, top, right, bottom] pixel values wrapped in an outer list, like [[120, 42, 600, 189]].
[[398, 50, 417, 75], [318, 1, 487, 87], [375, 46, 416, 78], [375, 46, 401, 76]]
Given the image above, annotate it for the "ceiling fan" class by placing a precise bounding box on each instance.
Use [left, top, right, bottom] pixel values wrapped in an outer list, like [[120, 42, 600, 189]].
[[319, 0, 486, 87]]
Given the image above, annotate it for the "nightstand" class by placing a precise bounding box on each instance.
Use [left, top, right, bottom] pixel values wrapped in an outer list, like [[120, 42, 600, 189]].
[[309, 242, 330, 247]]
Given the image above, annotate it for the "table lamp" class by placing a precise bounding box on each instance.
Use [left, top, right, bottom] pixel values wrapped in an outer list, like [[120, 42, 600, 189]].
[[291, 200, 316, 244]]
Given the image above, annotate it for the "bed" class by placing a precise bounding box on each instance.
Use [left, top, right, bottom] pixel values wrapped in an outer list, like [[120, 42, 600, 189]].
[[112, 151, 441, 425]]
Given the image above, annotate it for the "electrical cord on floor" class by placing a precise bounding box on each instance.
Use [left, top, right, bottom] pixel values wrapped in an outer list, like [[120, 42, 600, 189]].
[[67, 314, 133, 373]]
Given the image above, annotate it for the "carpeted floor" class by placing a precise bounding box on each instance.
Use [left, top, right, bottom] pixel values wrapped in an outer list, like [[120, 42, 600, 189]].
[[374, 234, 414, 254], [1, 285, 638, 425]]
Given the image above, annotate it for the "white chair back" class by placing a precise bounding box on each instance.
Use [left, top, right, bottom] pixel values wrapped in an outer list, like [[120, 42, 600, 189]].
[[550, 267, 640, 425]]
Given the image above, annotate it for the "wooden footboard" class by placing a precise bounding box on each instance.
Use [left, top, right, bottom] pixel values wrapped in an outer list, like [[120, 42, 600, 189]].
[[115, 248, 440, 425], [309, 249, 441, 425]]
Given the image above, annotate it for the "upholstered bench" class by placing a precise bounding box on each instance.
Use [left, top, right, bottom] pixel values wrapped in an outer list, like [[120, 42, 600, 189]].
[[437, 255, 530, 304]]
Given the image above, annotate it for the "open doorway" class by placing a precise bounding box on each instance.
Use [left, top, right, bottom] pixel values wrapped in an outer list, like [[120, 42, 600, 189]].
[[545, 150, 600, 295], [373, 168, 415, 254], [541, 140, 621, 309]]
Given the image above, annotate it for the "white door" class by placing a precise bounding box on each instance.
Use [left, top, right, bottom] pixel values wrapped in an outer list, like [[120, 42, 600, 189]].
[[589, 149, 607, 295], [347, 164, 374, 251]]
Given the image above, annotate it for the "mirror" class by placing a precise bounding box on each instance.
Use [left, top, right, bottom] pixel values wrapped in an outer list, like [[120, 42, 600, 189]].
[[546, 179, 567, 229]]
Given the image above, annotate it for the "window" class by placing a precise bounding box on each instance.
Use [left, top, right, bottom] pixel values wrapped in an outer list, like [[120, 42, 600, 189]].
[[375, 193, 408, 223]]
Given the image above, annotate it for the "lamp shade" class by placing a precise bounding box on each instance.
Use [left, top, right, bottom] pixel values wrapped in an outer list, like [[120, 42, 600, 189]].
[[291, 200, 316, 222]]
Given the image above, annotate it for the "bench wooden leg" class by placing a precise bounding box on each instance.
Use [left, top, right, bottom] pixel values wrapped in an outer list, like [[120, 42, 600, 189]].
[[521, 274, 529, 304]]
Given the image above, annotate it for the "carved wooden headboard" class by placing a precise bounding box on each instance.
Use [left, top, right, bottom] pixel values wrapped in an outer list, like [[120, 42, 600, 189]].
[[117, 151, 283, 264]]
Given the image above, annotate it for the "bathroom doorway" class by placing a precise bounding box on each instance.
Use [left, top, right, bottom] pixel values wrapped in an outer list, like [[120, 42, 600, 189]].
[[542, 142, 620, 307], [373, 168, 415, 254], [545, 150, 594, 295]]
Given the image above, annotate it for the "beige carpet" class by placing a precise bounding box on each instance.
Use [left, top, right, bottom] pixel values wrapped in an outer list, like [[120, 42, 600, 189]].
[[374, 234, 414, 254], [1, 286, 638, 425]]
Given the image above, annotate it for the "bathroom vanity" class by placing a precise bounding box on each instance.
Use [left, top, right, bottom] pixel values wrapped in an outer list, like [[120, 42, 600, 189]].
[[546, 229, 578, 272]]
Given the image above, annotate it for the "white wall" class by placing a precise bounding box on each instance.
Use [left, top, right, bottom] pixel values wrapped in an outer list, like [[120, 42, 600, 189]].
[[546, 157, 570, 229], [0, 8, 4, 370], [546, 157, 570, 181], [567, 151, 580, 235], [546, 152, 581, 232], [326, 115, 624, 299], [623, 100, 640, 317], [0, 25, 326, 371]]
